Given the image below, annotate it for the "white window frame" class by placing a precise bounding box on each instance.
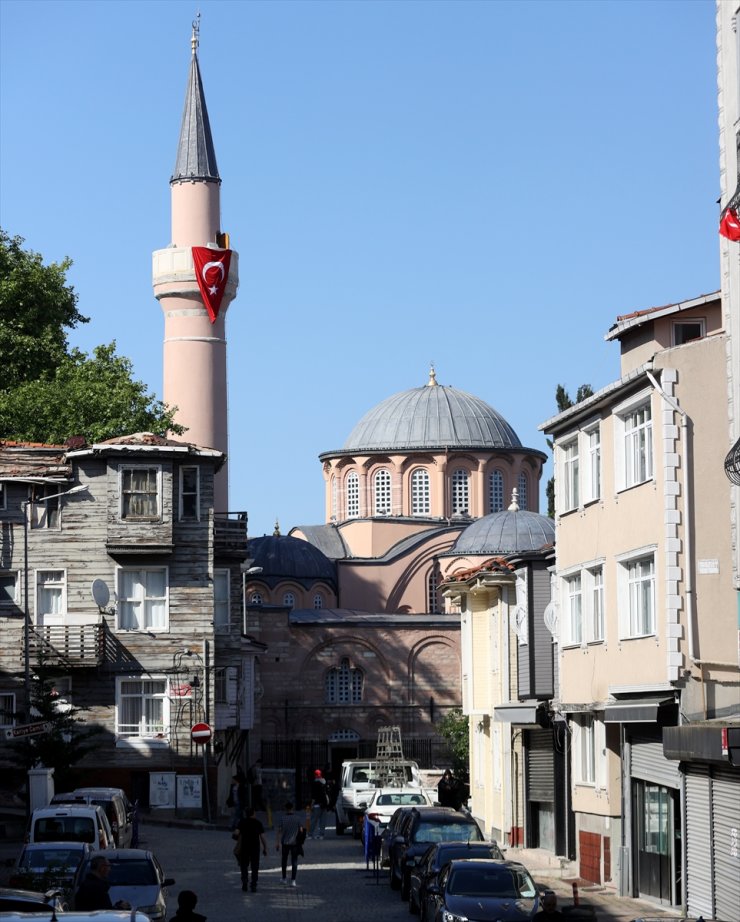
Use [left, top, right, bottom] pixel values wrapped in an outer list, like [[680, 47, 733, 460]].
[[574, 714, 596, 785], [35, 569, 67, 625], [411, 468, 430, 516], [563, 573, 583, 646], [346, 471, 360, 519], [213, 568, 230, 631], [29, 487, 62, 530], [587, 564, 605, 642], [0, 571, 19, 606], [617, 547, 657, 639], [179, 465, 200, 521], [671, 318, 705, 346], [373, 468, 392, 515], [119, 465, 162, 520], [561, 438, 580, 512], [0, 692, 15, 729], [614, 390, 654, 491], [583, 423, 601, 504], [116, 567, 169, 632], [116, 676, 169, 743], [451, 469, 470, 515], [488, 469, 504, 513]]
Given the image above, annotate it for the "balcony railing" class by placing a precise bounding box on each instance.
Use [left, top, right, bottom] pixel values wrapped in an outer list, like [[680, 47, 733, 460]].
[[214, 512, 249, 558], [27, 623, 107, 668]]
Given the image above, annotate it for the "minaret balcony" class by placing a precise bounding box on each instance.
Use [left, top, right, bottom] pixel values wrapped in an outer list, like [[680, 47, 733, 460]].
[[152, 247, 239, 300]]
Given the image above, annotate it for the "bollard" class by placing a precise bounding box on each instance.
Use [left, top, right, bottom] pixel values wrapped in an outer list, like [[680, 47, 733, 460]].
[[572, 881, 580, 906]]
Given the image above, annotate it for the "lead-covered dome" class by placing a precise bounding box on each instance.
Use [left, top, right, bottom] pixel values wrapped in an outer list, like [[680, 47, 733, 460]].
[[341, 370, 521, 452], [247, 535, 336, 585], [449, 507, 554, 556]]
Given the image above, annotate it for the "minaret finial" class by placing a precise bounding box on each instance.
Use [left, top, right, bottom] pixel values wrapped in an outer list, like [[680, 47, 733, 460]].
[[508, 488, 520, 512], [427, 363, 438, 387], [191, 11, 200, 55], [273, 518, 281, 537]]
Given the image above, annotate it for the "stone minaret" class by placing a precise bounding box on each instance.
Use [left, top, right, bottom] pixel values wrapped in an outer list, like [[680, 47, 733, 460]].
[[152, 19, 238, 512]]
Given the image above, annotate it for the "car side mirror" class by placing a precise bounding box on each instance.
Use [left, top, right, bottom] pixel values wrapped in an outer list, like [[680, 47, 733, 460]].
[[427, 883, 440, 895], [393, 835, 404, 844], [163, 877, 176, 887]]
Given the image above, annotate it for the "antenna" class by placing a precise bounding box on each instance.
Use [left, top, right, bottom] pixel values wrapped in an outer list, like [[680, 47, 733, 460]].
[[91, 579, 114, 614]]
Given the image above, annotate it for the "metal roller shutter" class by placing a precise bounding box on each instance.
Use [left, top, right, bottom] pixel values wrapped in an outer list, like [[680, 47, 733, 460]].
[[526, 729, 554, 802], [711, 767, 740, 922], [630, 734, 680, 789], [685, 766, 713, 919]]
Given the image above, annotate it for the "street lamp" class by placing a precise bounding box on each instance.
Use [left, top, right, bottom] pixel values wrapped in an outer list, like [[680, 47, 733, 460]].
[[23, 483, 89, 719]]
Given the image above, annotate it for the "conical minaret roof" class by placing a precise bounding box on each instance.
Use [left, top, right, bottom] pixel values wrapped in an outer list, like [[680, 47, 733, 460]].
[[171, 20, 220, 185]]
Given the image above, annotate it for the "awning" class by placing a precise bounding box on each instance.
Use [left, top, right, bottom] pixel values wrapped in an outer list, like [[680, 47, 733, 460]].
[[494, 701, 541, 725], [663, 723, 740, 764], [604, 696, 676, 724]]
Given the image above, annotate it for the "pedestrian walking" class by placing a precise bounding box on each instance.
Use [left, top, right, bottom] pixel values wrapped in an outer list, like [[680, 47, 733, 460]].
[[169, 889, 207, 921], [310, 768, 328, 839], [236, 807, 268, 892], [437, 769, 456, 808], [227, 770, 247, 830], [247, 758, 264, 811], [275, 801, 305, 887], [75, 855, 131, 911]]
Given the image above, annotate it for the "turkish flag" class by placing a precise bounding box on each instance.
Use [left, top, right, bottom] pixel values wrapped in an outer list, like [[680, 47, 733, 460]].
[[719, 188, 740, 242], [192, 246, 232, 322]]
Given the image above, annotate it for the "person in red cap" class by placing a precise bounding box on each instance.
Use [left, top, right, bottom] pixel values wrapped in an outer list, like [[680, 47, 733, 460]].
[[310, 768, 328, 839]]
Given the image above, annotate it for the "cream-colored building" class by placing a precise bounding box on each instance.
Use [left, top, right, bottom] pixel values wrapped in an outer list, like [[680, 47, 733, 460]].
[[541, 291, 739, 914]]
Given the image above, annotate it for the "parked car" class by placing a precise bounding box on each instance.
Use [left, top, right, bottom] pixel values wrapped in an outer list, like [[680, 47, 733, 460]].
[[408, 840, 504, 918], [387, 806, 484, 900], [73, 849, 175, 921], [0, 913, 152, 921], [52, 787, 136, 848], [335, 758, 429, 836], [380, 805, 419, 869], [361, 787, 435, 842], [9, 841, 91, 896], [26, 805, 115, 851], [424, 858, 540, 922], [0, 886, 66, 912]]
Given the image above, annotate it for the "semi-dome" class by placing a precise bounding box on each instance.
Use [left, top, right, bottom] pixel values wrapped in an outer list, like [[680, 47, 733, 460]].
[[340, 370, 521, 453], [247, 535, 336, 584], [449, 505, 555, 556]]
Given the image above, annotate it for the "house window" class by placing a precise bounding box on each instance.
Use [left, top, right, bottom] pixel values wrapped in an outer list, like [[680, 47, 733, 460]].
[[0, 692, 15, 729], [180, 466, 200, 521], [117, 677, 168, 739], [325, 658, 363, 704], [213, 569, 230, 631], [117, 568, 167, 631], [574, 714, 595, 785], [215, 666, 238, 705], [313, 593, 324, 610], [625, 555, 655, 637], [346, 472, 359, 519], [29, 487, 61, 529], [427, 568, 440, 614], [283, 592, 295, 609], [249, 592, 263, 606], [518, 472, 528, 510], [589, 566, 605, 642], [411, 469, 430, 515], [120, 466, 160, 519], [0, 572, 18, 605], [488, 470, 504, 513], [584, 425, 601, 503], [672, 320, 704, 345], [622, 402, 653, 488], [374, 469, 392, 515], [36, 570, 66, 621], [451, 469, 469, 515], [562, 439, 579, 512], [565, 574, 583, 645]]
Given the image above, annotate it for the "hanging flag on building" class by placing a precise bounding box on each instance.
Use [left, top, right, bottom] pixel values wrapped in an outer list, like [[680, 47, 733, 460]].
[[719, 186, 740, 241], [192, 246, 232, 322]]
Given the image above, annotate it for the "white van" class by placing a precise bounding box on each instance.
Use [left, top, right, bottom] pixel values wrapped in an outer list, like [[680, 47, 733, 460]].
[[26, 805, 115, 851], [334, 759, 424, 836]]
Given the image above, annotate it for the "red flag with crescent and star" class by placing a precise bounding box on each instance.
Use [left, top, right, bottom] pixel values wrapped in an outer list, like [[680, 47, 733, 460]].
[[719, 186, 740, 242], [192, 246, 232, 323]]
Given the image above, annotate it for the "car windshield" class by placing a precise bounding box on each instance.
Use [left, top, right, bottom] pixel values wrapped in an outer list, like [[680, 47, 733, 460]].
[[436, 844, 502, 867], [375, 793, 425, 806], [21, 848, 82, 870], [448, 866, 537, 898], [108, 859, 157, 886], [35, 817, 95, 843], [413, 821, 483, 844]]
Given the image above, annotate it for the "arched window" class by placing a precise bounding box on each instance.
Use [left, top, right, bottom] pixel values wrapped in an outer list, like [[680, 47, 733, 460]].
[[313, 593, 324, 610], [451, 469, 469, 515], [325, 657, 364, 704], [331, 475, 338, 521], [411, 469, 430, 515], [282, 592, 295, 609], [427, 568, 440, 614], [346, 471, 359, 519], [374, 468, 392, 515], [518, 472, 528, 510], [249, 592, 263, 606], [488, 470, 504, 513]]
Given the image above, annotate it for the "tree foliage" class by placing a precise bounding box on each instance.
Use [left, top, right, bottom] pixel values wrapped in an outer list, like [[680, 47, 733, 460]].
[[0, 230, 183, 442], [437, 707, 469, 774]]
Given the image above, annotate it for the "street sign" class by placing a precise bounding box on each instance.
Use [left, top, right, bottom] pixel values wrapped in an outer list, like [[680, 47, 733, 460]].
[[4, 721, 52, 740], [190, 722, 212, 745]]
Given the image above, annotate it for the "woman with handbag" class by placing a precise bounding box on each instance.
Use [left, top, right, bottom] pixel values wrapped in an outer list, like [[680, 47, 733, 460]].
[[275, 801, 305, 887]]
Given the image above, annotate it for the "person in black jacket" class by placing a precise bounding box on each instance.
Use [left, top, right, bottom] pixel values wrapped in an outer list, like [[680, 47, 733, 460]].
[[75, 855, 130, 911], [169, 889, 207, 921]]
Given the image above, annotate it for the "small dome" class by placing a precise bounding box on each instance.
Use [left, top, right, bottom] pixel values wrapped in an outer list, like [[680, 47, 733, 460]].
[[247, 535, 336, 583], [341, 375, 521, 452], [450, 508, 555, 556]]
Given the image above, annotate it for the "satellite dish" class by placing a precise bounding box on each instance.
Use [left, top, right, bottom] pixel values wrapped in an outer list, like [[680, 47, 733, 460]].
[[91, 579, 111, 610]]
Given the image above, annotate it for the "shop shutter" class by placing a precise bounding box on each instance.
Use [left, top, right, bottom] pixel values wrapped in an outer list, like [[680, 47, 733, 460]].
[[629, 734, 680, 789], [685, 766, 713, 919], [711, 767, 740, 922], [527, 729, 554, 802]]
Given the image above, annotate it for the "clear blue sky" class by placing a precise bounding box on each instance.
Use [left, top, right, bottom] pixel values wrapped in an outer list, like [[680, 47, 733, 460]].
[[0, 0, 720, 537]]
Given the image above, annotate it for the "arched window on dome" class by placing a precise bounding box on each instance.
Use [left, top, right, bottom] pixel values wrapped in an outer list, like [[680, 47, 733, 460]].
[[282, 592, 295, 610], [325, 657, 364, 704], [488, 469, 504, 513], [451, 469, 469, 515], [374, 468, 392, 515], [518, 472, 528, 510], [249, 591, 263, 606], [331, 475, 338, 521], [346, 471, 359, 519], [411, 468, 430, 516], [313, 593, 324, 610]]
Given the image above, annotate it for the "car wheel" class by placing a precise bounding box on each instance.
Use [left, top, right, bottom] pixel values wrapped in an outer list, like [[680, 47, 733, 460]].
[[390, 864, 401, 890], [408, 887, 419, 914], [401, 870, 410, 901]]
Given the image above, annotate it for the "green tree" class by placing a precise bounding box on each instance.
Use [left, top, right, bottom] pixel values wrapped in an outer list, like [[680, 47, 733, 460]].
[[0, 231, 183, 442], [437, 708, 469, 774], [546, 383, 594, 517]]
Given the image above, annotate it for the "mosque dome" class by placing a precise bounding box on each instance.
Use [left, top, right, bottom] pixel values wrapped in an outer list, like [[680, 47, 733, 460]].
[[448, 502, 555, 557], [247, 535, 336, 584], [338, 369, 521, 453]]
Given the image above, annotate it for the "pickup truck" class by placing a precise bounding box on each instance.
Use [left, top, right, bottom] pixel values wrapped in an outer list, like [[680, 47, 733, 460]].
[[334, 758, 427, 837]]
